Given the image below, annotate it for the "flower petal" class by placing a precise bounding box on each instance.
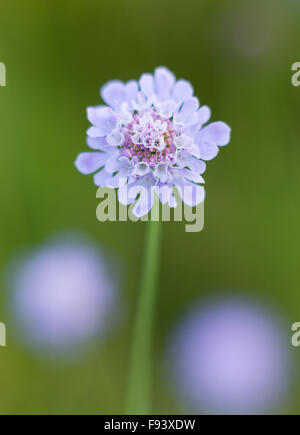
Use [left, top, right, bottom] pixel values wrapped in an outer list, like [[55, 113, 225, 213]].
[[175, 97, 199, 124], [198, 105, 211, 126], [132, 187, 154, 218], [154, 163, 170, 183], [87, 106, 115, 135], [87, 136, 108, 150], [157, 185, 172, 205], [75, 152, 107, 175], [93, 168, 110, 186], [118, 185, 136, 205], [134, 162, 150, 177], [106, 173, 123, 188], [188, 145, 201, 158], [87, 126, 106, 138], [176, 181, 205, 207], [123, 174, 155, 217], [198, 121, 231, 146], [107, 129, 124, 146], [139, 73, 155, 98], [125, 80, 139, 102], [198, 142, 219, 161], [182, 169, 205, 184], [156, 185, 178, 208], [176, 151, 206, 174], [101, 80, 127, 110], [172, 80, 193, 103], [187, 156, 206, 174], [176, 150, 190, 168], [105, 153, 121, 174], [154, 67, 176, 100], [175, 134, 194, 149], [158, 100, 178, 119], [118, 156, 134, 177]]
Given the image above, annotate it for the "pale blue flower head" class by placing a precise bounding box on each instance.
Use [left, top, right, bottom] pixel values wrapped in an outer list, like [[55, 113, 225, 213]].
[[167, 297, 292, 414], [7, 233, 119, 356], [75, 67, 231, 217]]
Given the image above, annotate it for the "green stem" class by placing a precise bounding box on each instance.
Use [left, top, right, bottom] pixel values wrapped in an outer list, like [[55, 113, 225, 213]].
[[125, 218, 162, 415]]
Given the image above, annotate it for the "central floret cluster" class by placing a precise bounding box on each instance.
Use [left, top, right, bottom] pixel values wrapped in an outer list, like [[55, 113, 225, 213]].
[[75, 67, 231, 217], [124, 113, 176, 168], [110, 109, 178, 183]]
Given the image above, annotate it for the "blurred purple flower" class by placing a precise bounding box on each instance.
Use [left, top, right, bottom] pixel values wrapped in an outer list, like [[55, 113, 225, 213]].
[[75, 67, 231, 217], [168, 298, 292, 414], [8, 234, 119, 356]]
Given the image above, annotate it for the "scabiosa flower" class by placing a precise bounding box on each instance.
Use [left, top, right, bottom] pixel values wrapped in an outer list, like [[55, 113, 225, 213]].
[[75, 67, 231, 216], [7, 234, 119, 357], [167, 298, 292, 414]]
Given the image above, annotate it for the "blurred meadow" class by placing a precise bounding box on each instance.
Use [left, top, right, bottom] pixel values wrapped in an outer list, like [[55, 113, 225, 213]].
[[1, 0, 300, 414]]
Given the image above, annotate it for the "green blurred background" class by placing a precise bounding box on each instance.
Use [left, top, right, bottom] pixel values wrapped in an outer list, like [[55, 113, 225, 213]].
[[1, 0, 300, 414]]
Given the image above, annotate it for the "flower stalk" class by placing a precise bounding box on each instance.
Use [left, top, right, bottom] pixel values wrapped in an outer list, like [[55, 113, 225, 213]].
[[125, 214, 162, 414]]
